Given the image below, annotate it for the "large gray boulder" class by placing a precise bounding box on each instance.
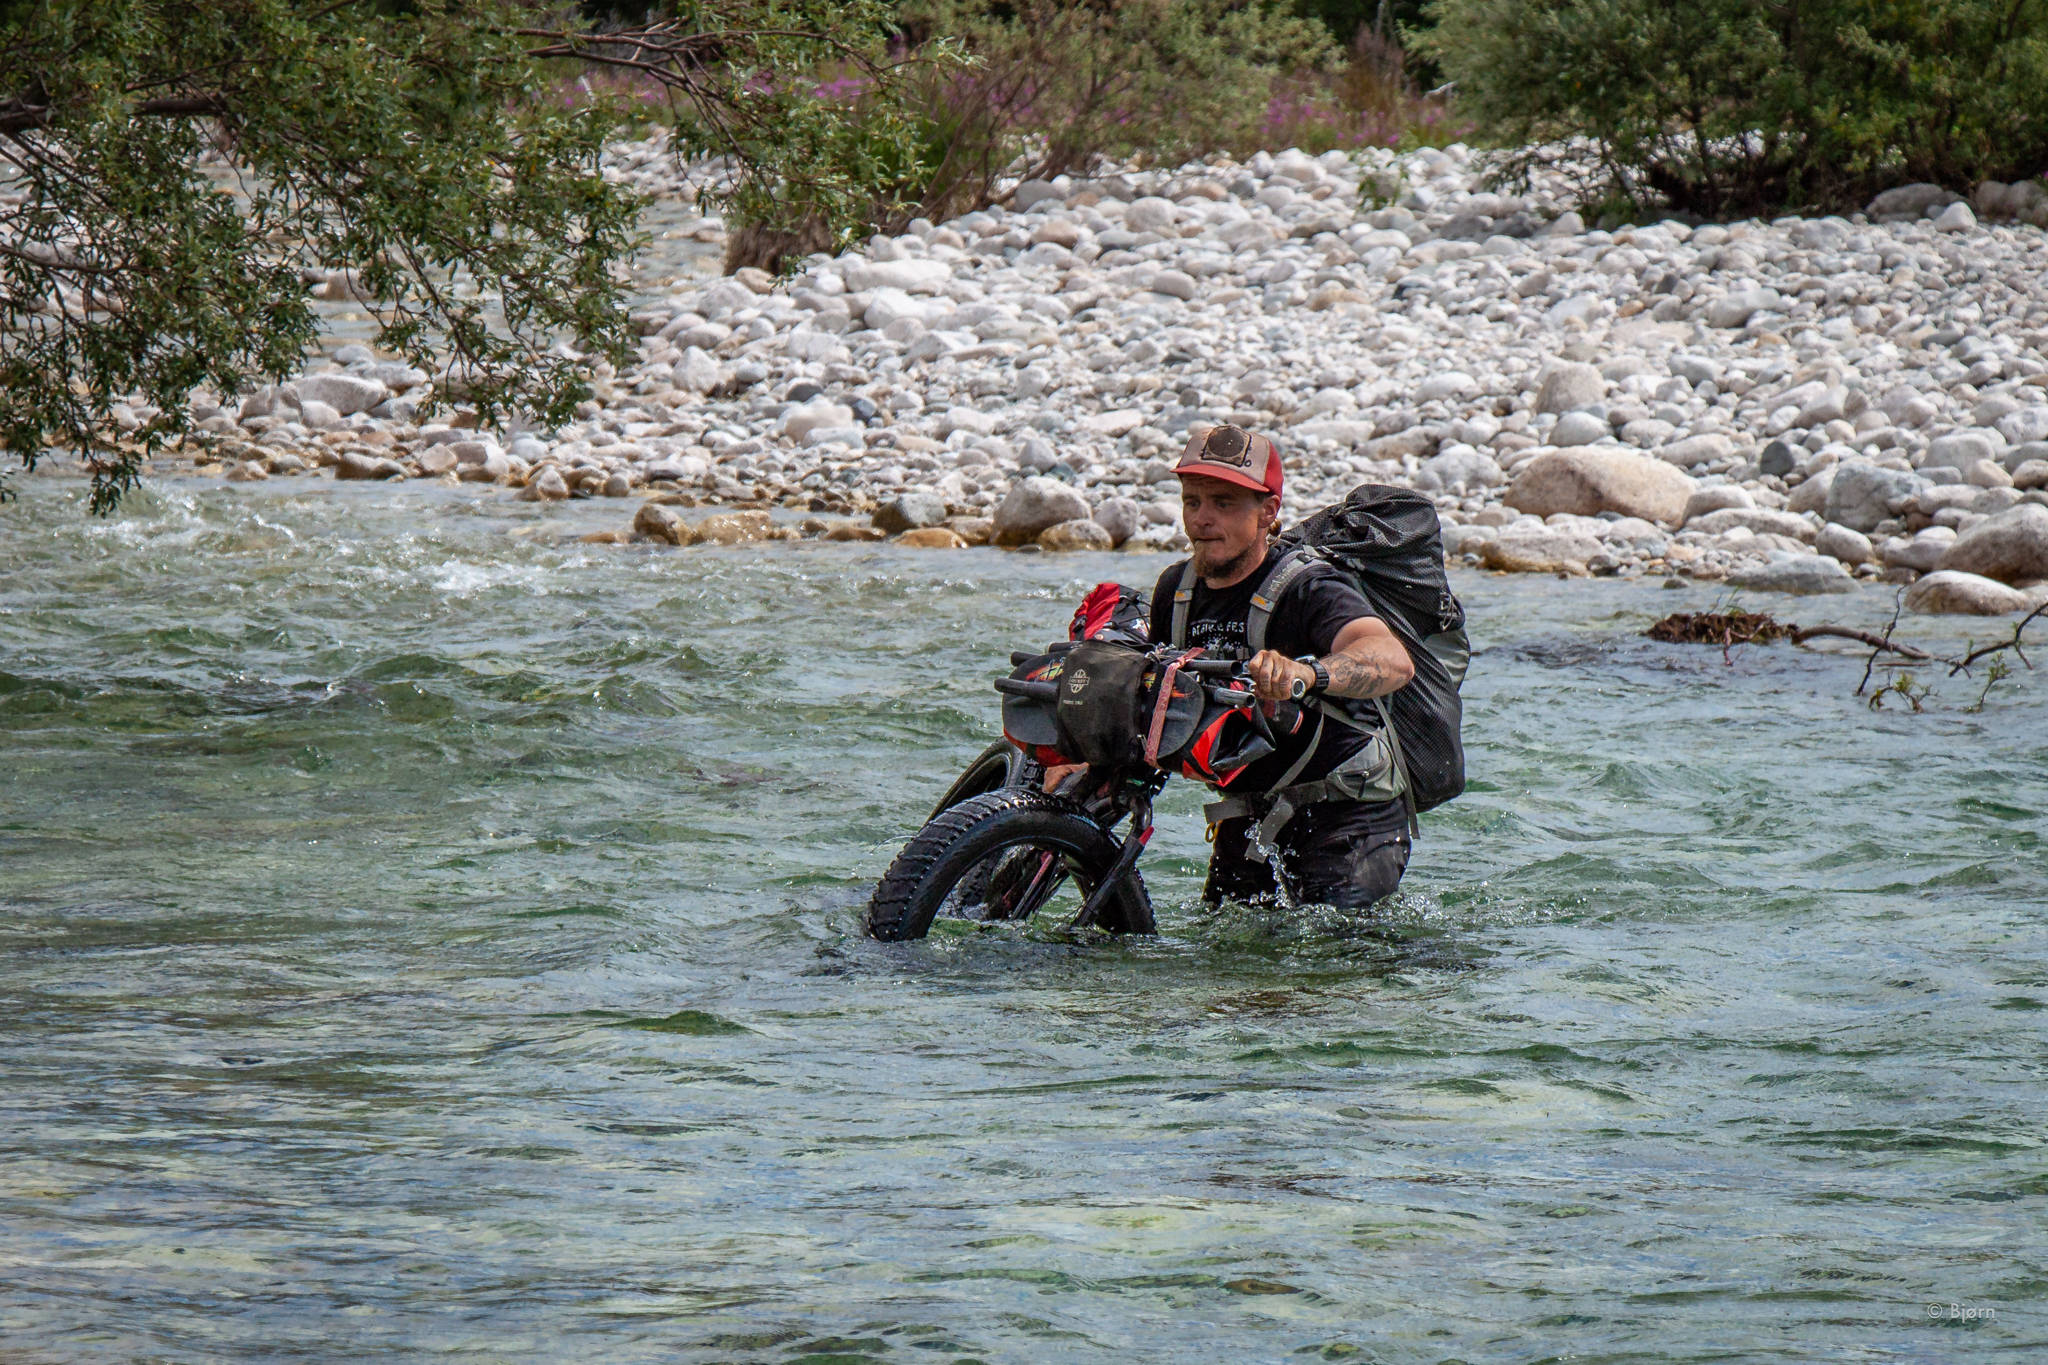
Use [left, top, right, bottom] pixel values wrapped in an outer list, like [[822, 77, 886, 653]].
[[1937, 503, 2048, 584], [1505, 448, 1695, 525], [1684, 507, 1818, 543], [1825, 460, 1922, 533], [295, 372, 390, 416], [994, 476, 1090, 546], [872, 491, 949, 535], [1787, 464, 1835, 515], [1727, 554, 1856, 594], [519, 466, 570, 502], [1905, 570, 2040, 615], [1478, 525, 1603, 574], [1091, 496, 1143, 548], [1815, 523, 1876, 565]]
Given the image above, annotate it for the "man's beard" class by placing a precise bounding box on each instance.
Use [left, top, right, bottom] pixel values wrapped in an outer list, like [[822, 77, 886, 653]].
[[1192, 538, 1261, 582]]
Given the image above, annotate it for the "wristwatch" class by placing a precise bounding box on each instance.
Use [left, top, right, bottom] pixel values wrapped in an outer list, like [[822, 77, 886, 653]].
[[1293, 655, 1331, 697]]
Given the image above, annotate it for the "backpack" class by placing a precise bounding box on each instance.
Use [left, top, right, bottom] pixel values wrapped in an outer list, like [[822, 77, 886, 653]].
[[1276, 483, 1468, 814], [1068, 581, 1152, 646]]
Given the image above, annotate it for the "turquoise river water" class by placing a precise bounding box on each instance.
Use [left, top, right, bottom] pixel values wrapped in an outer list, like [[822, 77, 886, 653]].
[[2, 476, 2044, 1362]]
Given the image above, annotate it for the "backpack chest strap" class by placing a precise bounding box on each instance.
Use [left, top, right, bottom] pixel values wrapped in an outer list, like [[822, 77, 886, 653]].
[[1244, 550, 1314, 657], [1169, 559, 1198, 648]]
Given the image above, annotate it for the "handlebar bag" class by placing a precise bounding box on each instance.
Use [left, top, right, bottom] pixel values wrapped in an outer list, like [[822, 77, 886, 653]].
[[1052, 639, 1152, 768]]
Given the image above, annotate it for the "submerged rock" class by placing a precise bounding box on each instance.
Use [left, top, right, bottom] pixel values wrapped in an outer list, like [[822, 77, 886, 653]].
[[335, 451, 404, 480], [633, 501, 689, 546], [896, 527, 969, 549], [693, 510, 774, 545]]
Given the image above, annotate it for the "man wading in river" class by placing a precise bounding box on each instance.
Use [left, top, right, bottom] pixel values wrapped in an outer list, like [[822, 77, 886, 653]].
[[1151, 425, 1418, 908]]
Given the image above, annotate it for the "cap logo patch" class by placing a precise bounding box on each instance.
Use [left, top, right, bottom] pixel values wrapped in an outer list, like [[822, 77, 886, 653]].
[[1203, 426, 1253, 468]]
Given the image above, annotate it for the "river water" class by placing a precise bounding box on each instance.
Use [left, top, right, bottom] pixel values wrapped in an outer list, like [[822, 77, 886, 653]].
[[3, 476, 2043, 1361]]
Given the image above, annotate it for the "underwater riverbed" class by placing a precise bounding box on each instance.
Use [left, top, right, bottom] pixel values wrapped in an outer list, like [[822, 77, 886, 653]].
[[2, 477, 2043, 1361]]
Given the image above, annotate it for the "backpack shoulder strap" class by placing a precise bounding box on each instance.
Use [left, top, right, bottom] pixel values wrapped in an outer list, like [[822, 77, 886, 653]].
[[1245, 549, 1316, 657], [1169, 559, 1199, 648]]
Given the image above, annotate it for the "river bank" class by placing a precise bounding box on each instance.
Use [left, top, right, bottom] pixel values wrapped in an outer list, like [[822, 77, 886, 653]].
[[71, 130, 2048, 613]]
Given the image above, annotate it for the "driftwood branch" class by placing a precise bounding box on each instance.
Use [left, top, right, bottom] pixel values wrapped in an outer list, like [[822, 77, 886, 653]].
[[0, 94, 225, 136], [1789, 624, 1933, 660]]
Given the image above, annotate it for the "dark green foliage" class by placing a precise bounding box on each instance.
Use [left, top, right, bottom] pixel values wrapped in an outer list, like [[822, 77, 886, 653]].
[[524, 3, 963, 276], [1, 0, 642, 512], [1421, 0, 2048, 220], [1293, 0, 1439, 84]]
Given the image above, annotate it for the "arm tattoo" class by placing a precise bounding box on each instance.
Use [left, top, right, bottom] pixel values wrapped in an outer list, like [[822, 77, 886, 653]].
[[1320, 650, 1398, 699]]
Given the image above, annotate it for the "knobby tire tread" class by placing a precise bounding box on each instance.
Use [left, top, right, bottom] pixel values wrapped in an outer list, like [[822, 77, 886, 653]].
[[865, 788, 1154, 941], [925, 739, 1025, 821]]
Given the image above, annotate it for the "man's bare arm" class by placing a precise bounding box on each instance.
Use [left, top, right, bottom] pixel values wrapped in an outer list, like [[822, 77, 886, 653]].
[[1245, 617, 1412, 702], [1318, 617, 1413, 699]]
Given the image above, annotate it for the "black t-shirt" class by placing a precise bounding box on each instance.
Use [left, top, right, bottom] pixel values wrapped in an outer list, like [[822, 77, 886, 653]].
[[1148, 549, 1377, 792]]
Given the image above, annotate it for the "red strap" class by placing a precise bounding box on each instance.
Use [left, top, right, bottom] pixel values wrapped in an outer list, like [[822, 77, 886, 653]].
[[1143, 648, 1202, 766]]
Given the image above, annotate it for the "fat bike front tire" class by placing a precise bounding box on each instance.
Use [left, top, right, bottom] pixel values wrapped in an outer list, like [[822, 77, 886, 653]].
[[925, 738, 1030, 821], [864, 788, 1155, 942]]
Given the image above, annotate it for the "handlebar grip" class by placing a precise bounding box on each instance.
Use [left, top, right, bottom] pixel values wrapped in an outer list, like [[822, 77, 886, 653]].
[[995, 678, 1059, 700]]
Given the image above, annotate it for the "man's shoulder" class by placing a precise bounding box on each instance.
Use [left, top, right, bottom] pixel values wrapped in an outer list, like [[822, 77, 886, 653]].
[[1269, 548, 1343, 593], [1275, 551, 1373, 614]]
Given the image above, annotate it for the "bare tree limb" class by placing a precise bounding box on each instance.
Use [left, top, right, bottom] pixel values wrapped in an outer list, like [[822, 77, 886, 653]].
[[1790, 624, 1934, 659], [1948, 600, 2048, 675]]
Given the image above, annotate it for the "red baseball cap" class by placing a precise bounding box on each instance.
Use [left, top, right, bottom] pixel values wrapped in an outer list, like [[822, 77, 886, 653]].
[[1175, 424, 1282, 499]]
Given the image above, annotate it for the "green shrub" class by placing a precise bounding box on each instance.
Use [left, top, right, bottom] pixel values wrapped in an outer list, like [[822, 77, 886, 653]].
[[887, 0, 1337, 220], [1421, 0, 2048, 219]]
